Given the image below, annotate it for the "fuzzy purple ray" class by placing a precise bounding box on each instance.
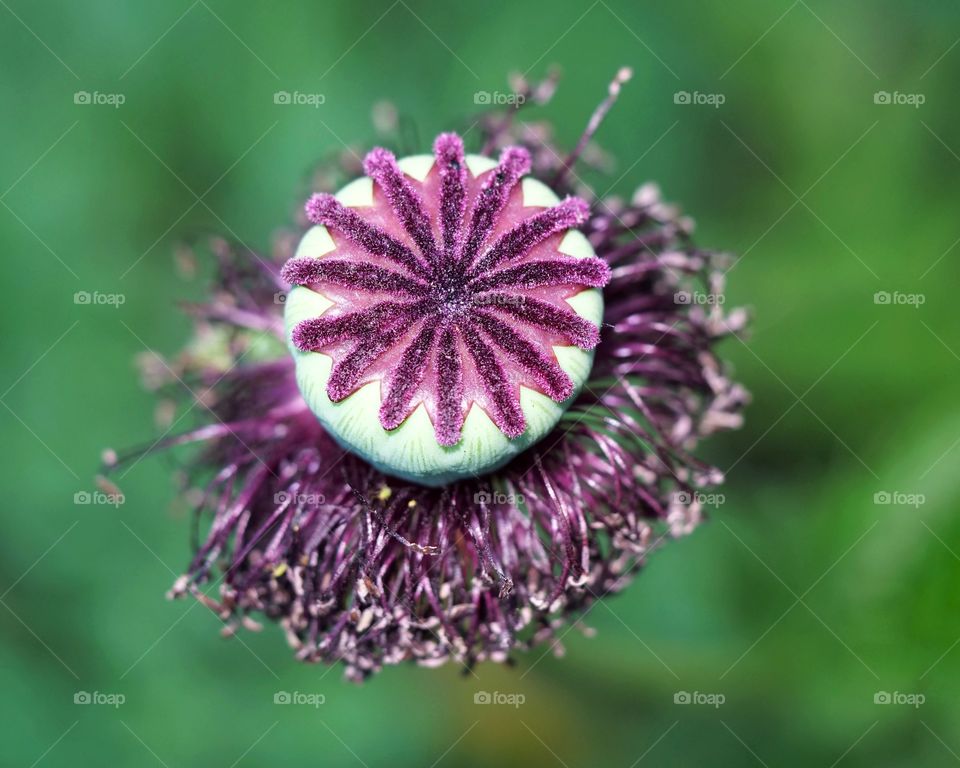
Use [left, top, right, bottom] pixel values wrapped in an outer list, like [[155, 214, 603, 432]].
[[460, 146, 531, 265], [363, 147, 441, 267], [433, 133, 467, 261], [305, 193, 432, 278]]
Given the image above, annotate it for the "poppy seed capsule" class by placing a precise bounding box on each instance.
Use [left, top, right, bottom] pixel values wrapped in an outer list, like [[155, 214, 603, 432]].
[[282, 133, 610, 485]]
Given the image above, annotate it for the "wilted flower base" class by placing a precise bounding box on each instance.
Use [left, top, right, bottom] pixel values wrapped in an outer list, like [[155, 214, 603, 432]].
[[116, 70, 748, 681], [172, 417, 658, 678]]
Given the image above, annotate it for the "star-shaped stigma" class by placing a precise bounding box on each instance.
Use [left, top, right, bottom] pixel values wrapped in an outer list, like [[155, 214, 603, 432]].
[[281, 133, 611, 446]]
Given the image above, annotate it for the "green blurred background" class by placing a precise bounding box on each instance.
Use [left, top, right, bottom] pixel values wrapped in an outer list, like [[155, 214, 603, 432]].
[[2, 0, 958, 765]]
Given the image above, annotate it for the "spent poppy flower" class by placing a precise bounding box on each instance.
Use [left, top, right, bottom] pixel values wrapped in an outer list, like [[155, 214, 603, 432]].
[[108, 68, 748, 680]]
